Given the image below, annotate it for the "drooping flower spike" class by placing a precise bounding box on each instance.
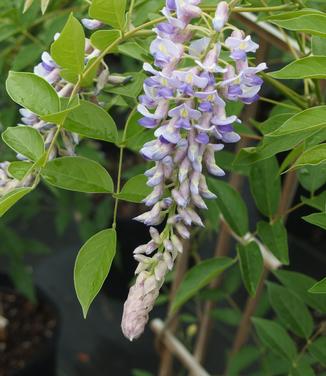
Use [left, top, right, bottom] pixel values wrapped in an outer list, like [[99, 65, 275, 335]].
[[121, 0, 267, 341]]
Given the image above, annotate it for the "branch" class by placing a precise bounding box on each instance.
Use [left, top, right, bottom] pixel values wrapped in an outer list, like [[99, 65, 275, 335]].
[[151, 319, 211, 376], [158, 241, 190, 376]]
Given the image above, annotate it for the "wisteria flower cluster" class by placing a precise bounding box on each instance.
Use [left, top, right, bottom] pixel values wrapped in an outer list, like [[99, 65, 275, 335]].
[[121, 0, 266, 341]]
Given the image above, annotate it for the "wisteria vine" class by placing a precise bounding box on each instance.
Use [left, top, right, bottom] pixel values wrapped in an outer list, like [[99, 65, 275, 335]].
[[0, 0, 267, 342]]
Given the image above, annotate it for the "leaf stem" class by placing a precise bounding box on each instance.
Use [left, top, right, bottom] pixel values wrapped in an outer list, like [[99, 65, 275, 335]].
[[42, 75, 82, 168], [127, 0, 136, 28], [261, 72, 308, 109], [202, 4, 298, 13], [259, 96, 300, 111], [112, 108, 136, 230], [294, 322, 325, 365]]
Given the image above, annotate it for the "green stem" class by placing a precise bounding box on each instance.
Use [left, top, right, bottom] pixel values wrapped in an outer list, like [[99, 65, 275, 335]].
[[292, 0, 306, 9], [261, 72, 308, 109], [83, 15, 166, 80], [202, 4, 298, 13], [112, 146, 124, 230], [127, 0, 136, 28], [294, 322, 325, 366], [112, 108, 136, 230], [42, 76, 82, 168], [259, 97, 300, 111], [313, 79, 323, 105]]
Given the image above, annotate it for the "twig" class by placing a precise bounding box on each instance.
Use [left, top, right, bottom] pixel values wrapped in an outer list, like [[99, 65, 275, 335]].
[[158, 241, 190, 376], [203, 4, 298, 13], [229, 267, 269, 357], [151, 319, 211, 376], [227, 170, 298, 363]]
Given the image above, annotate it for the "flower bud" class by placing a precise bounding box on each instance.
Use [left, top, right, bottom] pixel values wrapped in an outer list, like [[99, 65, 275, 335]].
[[213, 1, 229, 32]]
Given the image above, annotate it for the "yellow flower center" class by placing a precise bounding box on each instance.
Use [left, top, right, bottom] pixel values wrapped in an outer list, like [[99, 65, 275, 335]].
[[185, 73, 193, 84], [239, 41, 247, 50], [159, 43, 168, 54], [181, 108, 188, 118]]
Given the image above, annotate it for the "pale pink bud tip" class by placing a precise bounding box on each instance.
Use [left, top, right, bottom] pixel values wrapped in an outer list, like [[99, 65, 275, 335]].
[[213, 1, 229, 32]]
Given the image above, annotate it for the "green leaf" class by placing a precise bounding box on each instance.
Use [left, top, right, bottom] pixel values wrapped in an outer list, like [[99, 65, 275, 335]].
[[90, 29, 121, 51], [9, 260, 36, 303], [264, 9, 323, 22], [252, 317, 297, 360], [280, 144, 305, 174], [260, 106, 326, 157], [261, 353, 292, 376], [117, 175, 152, 203], [203, 199, 221, 232], [292, 144, 326, 169], [309, 277, 326, 293], [303, 212, 326, 230], [104, 71, 146, 99], [118, 41, 150, 62], [309, 337, 326, 366], [74, 228, 116, 317], [80, 57, 101, 88], [275, 105, 326, 136], [8, 161, 33, 180], [211, 307, 241, 326], [63, 100, 118, 143], [269, 57, 326, 80], [41, 96, 80, 124], [312, 36, 326, 55], [268, 13, 326, 37], [298, 164, 326, 193], [237, 242, 264, 297], [255, 113, 296, 135], [41, 156, 114, 193], [267, 283, 314, 339], [89, 0, 127, 30], [50, 14, 85, 79], [257, 221, 289, 265], [249, 157, 281, 217], [302, 191, 326, 211], [227, 346, 261, 376], [274, 270, 326, 312], [233, 147, 265, 167], [0, 187, 33, 217], [2, 126, 44, 161], [290, 359, 316, 376], [12, 44, 43, 71], [6, 71, 60, 115], [208, 179, 249, 236], [171, 257, 235, 312]]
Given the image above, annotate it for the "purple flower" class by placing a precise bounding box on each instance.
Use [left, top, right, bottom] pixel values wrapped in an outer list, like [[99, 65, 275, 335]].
[[150, 37, 184, 68], [168, 103, 201, 129], [140, 140, 172, 161], [175, 0, 202, 25], [225, 31, 259, 61], [81, 18, 103, 30], [174, 69, 208, 89]]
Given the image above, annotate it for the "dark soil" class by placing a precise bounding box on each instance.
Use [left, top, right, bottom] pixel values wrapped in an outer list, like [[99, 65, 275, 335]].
[[0, 288, 57, 376]]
